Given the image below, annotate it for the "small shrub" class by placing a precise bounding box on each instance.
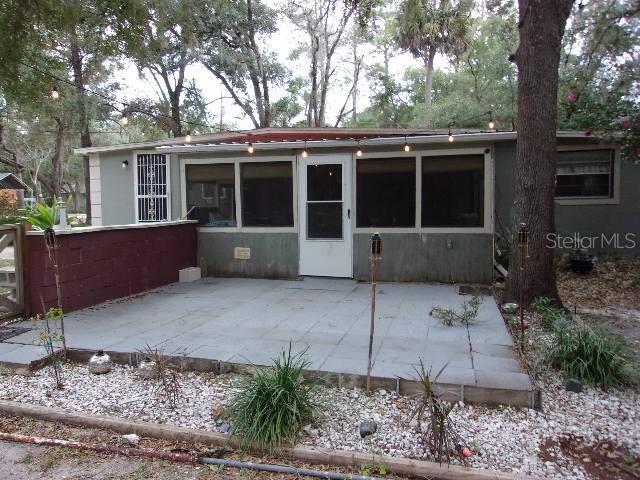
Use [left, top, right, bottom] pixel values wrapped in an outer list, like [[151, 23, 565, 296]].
[[407, 360, 470, 464], [225, 344, 319, 451], [531, 296, 566, 330], [631, 274, 640, 287], [137, 344, 181, 409], [430, 293, 483, 326], [549, 325, 631, 389]]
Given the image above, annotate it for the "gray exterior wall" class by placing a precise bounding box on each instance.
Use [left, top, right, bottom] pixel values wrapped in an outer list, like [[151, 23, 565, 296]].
[[353, 233, 493, 284], [99, 151, 181, 226], [198, 232, 298, 279], [494, 140, 640, 255]]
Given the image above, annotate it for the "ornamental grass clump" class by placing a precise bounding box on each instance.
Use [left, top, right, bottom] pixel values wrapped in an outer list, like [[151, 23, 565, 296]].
[[550, 324, 632, 390], [225, 344, 320, 451]]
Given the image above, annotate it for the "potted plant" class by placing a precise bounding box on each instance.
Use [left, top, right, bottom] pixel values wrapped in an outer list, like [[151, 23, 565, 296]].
[[568, 249, 594, 274]]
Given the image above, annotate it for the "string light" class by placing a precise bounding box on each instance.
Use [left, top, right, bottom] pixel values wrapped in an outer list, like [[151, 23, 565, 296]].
[[50, 86, 60, 100], [488, 111, 495, 130], [302, 141, 308, 158], [119, 113, 129, 126], [185, 131, 192, 143], [247, 142, 254, 154], [356, 140, 363, 157], [403, 135, 410, 152], [448, 124, 454, 142]]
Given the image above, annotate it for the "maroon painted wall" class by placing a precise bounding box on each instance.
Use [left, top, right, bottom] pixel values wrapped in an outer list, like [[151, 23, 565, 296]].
[[25, 223, 197, 316]]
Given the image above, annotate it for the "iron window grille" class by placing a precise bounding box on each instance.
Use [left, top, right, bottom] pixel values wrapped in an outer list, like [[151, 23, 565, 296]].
[[136, 153, 169, 222]]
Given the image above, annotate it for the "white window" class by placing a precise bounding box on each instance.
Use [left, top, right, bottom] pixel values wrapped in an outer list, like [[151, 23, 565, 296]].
[[135, 153, 170, 222]]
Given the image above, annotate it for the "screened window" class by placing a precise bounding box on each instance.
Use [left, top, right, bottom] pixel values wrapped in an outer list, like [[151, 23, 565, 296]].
[[422, 155, 484, 227], [241, 162, 294, 227], [356, 158, 416, 227], [556, 150, 614, 198], [136, 153, 169, 222], [186, 164, 236, 227]]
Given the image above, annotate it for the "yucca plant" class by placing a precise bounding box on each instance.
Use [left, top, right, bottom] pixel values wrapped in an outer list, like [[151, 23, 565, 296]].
[[550, 325, 631, 389], [21, 201, 58, 231], [225, 344, 320, 451]]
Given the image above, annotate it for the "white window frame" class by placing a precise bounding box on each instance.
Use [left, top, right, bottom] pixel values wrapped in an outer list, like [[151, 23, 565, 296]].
[[353, 147, 494, 234], [133, 151, 171, 223], [555, 145, 620, 206], [180, 155, 298, 233]]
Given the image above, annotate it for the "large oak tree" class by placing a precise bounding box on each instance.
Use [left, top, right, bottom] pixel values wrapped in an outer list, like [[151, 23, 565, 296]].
[[505, 0, 575, 305]]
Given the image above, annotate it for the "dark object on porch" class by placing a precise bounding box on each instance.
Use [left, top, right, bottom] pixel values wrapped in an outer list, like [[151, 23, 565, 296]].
[[0, 326, 30, 342], [566, 378, 583, 393], [458, 285, 492, 296], [569, 250, 594, 275]]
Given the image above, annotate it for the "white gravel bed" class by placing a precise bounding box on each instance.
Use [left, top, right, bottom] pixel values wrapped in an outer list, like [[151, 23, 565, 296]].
[[0, 363, 638, 479]]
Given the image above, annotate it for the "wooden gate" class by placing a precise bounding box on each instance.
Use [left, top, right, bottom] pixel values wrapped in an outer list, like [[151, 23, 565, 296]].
[[0, 224, 23, 319]]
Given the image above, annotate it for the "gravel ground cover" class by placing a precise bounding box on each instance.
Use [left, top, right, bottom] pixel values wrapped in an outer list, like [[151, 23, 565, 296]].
[[0, 358, 638, 479]]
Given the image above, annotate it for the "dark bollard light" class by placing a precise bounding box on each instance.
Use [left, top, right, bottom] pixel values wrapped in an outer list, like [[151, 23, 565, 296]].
[[371, 232, 382, 260], [517, 223, 529, 350]]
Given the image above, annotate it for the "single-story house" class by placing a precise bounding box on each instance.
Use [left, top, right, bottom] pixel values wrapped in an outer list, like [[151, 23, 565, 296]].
[[75, 128, 639, 284]]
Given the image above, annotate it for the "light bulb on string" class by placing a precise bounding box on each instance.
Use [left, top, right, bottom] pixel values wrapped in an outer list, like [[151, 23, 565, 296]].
[[50, 86, 60, 100], [403, 135, 410, 152], [356, 140, 363, 157], [119, 113, 129, 126], [448, 126, 454, 142], [302, 141, 308, 158], [488, 111, 495, 130], [247, 142, 254, 154], [185, 131, 192, 143]]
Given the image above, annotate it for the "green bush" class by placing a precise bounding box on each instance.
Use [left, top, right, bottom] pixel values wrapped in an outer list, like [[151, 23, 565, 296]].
[[531, 296, 566, 330], [549, 325, 631, 389], [225, 345, 320, 450], [631, 274, 640, 287]]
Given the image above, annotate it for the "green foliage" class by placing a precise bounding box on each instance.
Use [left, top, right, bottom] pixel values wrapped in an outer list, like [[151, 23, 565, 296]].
[[21, 201, 58, 231], [550, 324, 632, 390], [225, 344, 320, 451], [631, 274, 640, 288], [34, 307, 65, 389], [531, 296, 567, 330], [430, 293, 483, 326], [394, 0, 473, 60]]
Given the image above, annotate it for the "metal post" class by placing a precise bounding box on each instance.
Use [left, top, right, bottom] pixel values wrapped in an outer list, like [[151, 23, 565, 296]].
[[366, 233, 382, 392]]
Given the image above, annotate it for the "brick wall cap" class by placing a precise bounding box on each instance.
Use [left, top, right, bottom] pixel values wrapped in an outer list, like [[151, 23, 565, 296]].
[[26, 220, 197, 236]]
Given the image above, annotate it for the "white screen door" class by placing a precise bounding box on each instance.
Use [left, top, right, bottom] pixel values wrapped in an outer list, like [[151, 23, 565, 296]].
[[298, 154, 352, 277]]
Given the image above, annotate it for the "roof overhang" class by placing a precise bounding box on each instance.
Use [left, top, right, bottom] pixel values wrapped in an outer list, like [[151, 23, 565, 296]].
[[74, 129, 598, 156], [0, 173, 28, 190]]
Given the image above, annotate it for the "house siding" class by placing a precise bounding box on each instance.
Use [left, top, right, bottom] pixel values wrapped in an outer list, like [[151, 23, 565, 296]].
[[99, 151, 181, 225], [353, 233, 493, 283], [198, 232, 299, 279], [494, 140, 640, 255]]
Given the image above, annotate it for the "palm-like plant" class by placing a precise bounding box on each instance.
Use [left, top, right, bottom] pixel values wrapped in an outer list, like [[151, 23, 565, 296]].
[[395, 0, 473, 127], [21, 201, 58, 231], [21, 200, 67, 363]]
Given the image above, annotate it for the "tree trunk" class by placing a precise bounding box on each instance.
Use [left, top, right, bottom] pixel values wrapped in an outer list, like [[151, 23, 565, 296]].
[[70, 39, 92, 225], [505, 0, 574, 305], [423, 45, 436, 128]]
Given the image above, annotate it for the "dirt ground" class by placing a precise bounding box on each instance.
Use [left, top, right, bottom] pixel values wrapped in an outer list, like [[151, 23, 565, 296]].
[[557, 258, 640, 357], [0, 415, 391, 480], [0, 440, 217, 480]]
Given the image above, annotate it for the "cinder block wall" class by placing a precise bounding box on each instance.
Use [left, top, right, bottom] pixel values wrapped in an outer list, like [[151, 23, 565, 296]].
[[25, 222, 197, 316]]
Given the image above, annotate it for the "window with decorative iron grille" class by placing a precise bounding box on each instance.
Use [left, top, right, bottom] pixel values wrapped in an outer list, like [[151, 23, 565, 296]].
[[135, 153, 170, 222]]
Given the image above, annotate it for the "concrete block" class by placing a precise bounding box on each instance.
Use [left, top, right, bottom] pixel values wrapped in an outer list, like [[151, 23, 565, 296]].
[[179, 267, 201, 283]]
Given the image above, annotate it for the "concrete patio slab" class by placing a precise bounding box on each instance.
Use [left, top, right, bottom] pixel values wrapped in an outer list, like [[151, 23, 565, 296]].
[[1, 277, 535, 406]]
